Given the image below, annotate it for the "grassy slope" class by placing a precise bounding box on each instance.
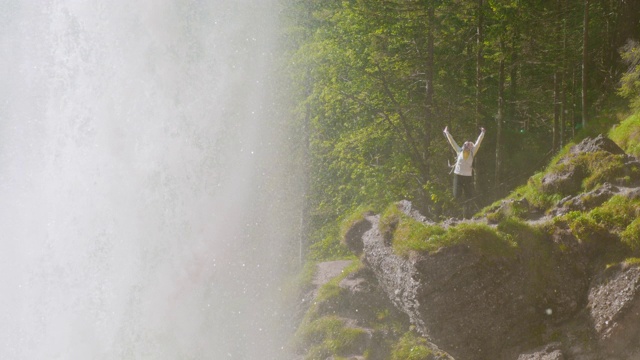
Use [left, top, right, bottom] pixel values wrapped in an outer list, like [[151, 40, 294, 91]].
[[294, 111, 640, 359]]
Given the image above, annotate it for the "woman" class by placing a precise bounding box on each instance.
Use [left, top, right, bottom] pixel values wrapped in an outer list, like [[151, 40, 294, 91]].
[[443, 126, 485, 206]]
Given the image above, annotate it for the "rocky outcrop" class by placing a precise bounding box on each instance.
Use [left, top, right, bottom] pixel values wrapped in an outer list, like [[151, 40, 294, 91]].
[[349, 210, 580, 359], [588, 264, 640, 358], [344, 203, 640, 359], [296, 135, 640, 359], [339, 135, 640, 359]]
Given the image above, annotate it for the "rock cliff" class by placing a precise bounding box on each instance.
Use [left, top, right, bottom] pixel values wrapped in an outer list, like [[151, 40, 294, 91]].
[[294, 135, 640, 359]]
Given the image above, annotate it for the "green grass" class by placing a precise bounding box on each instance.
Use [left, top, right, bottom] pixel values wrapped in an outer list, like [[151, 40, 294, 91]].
[[610, 112, 640, 157], [293, 260, 368, 359], [315, 260, 362, 303], [624, 257, 640, 267], [559, 195, 640, 245], [382, 207, 518, 259], [390, 331, 434, 360], [340, 204, 377, 241], [511, 174, 563, 213], [308, 222, 355, 262], [621, 218, 640, 253], [295, 315, 369, 360], [483, 128, 639, 219]]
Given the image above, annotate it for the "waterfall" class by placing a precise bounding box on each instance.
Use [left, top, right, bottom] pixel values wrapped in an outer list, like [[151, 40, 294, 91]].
[[0, 1, 296, 359]]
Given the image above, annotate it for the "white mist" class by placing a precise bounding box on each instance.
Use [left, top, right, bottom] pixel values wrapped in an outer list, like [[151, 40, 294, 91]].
[[0, 1, 295, 359]]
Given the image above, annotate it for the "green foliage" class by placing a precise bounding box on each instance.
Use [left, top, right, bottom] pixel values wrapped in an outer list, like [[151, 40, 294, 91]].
[[618, 40, 640, 111], [496, 217, 544, 244], [560, 195, 640, 247], [436, 222, 518, 258], [340, 204, 376, 242], [535, 147, 633, 199], [308, 223, 354, 262], [385, 209, 517, 259], [293, 259, 408, 359], [295, 315, 369, 360], [609, 112, 640, 157], [390, 331, 434, 360], [562, 211, 609, 244], [293, 261, 365, 358], [285, 0, 640, 269], [379, 203, 404, 236], [621, 219, 640, 253], [294, 261, 320, 295], [315, 260, 362, 304], [589, 195, 640, 232], [392, 220, 446, 258], [623, 257, 640, 267], [580, 152, 633, 191], [507, 174, 563, 214]]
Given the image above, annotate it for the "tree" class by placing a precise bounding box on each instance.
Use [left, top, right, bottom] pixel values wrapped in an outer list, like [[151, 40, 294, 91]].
[[582, 0, 589, 129], [280, 0, 640, 259]]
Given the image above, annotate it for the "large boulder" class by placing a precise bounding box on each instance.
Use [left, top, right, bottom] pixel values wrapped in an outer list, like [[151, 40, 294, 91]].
[[345, 199, 640, 359], [356, 207, 588, 360], [588, 264, 640, 357], [541, 134, 631, 196]]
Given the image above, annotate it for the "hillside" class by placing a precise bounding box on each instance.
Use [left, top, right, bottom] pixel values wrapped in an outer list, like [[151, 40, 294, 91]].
[[292, 130, 640, 359]]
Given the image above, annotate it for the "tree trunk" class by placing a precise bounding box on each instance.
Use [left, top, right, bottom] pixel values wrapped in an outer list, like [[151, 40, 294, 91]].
[[475, 0, 484, 192], [509, 30, 518, 125], [560, 0, 567, 148], [582, 0, 589, 129], [553, 71, 560, 152], [496, 49, 505, 195], [424, 0, 435, 180], [572, 67, 577, 138]]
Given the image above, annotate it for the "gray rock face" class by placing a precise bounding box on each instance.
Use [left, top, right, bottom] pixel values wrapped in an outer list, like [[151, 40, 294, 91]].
[[355, 207, 591, 359], [540, 134, 637, 197], [346, 198, 640, 359], [569, 134, 625, 156], [517, 343, 564, 360], [588, 265, 640, 357]]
